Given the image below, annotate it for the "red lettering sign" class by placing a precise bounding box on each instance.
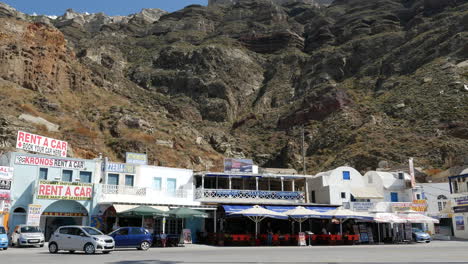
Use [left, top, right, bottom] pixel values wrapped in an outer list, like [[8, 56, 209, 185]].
[[37, 182, 92, 200]]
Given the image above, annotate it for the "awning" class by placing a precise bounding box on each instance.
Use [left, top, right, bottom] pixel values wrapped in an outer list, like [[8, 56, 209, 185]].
[[151, 206, 170, 212], [223, 205, 254, 214], [350, 187, 384, 199], [113, 204, 138, 213], [266, 206, 336, 213]]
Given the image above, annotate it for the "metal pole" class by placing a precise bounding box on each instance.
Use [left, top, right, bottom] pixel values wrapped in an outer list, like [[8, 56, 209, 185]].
[[302, 126, 306, 174], [378, 223, 381, 244], [214, 210, 217, 233], [142, 215, 144, 227], [162, 217, 166, 234]]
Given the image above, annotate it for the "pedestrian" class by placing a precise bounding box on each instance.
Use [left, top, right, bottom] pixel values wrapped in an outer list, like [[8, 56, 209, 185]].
[[160, 231, 167, 248]]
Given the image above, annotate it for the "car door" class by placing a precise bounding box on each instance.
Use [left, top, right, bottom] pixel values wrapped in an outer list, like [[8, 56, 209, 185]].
[[129, 228, 145, 246], [66, 227, 82, 250], [113, 228, 129, 247], [57, 227, 71, 249]]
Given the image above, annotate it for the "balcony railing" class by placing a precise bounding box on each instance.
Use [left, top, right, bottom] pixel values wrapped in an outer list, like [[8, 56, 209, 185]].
[[97, 184, 195, 205], [101, 184, 147, 196], [195, 188, 305, 203]]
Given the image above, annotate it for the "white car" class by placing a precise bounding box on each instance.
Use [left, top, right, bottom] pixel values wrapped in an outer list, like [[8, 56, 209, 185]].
[[48, 226, 115, 254], [11, 225, 45, 247]]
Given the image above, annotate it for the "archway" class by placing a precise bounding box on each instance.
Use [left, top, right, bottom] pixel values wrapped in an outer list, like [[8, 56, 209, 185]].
[[10, 207, 27, 232], [41, 200, 88, 241]]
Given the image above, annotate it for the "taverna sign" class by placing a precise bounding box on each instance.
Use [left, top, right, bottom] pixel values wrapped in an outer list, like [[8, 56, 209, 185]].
[[16, 131, 68, 158]]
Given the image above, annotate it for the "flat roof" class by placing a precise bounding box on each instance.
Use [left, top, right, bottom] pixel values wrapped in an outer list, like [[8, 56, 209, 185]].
[[194, 171, 314, 179]]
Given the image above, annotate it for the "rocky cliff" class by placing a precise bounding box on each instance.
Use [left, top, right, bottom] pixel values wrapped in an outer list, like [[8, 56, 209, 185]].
[[0, 0, 466, 175]]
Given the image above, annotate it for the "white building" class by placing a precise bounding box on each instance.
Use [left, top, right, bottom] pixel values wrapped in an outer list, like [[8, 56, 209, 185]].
[[449, 170, 468, 239], [307, 166, 383, 206], [420, 183, 453, 239]]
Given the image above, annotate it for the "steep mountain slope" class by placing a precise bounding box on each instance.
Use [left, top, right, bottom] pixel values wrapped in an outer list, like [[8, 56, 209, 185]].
[[0, 0, 466, 175]]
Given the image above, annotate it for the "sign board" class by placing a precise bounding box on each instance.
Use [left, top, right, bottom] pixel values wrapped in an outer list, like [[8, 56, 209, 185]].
[[125, 152, 147, 165], [37, 180, 93, 200], [351, 202, 375, 212], [105, 162, 136, 174], [224, 158, 253, 173], [0, 166, 13, 201], [454, 206, 468, 213], [392, 201, 428, 212], [455, 216, 465, 230], [16, 131, 68, 157], [15, 155, 85, 169], [180, 229, 192, 244], [26, 204, 42, 226], [298, 232, 306, 246], [454, 196, 468, 206]]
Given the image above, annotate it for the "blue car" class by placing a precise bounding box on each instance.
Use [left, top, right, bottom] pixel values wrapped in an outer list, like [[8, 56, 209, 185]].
[[0, 226, 8, 250], [412, 228, 432, 243], [109, 227, 153, 251]]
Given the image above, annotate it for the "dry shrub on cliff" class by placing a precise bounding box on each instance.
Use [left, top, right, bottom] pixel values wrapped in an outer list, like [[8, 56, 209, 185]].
[[73, 124, 98, 140], [20, 103, 41, 116]]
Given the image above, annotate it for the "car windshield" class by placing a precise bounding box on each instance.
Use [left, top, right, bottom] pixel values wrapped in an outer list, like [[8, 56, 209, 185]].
[[83, 227, 104, 236], [20, 226, 42, 233], [412, 228, 423, 233], [0, 227, 5, 234]]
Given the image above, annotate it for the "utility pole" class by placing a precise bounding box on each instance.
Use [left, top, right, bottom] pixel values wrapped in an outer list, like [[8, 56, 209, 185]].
[[302, 125, 306, 175]]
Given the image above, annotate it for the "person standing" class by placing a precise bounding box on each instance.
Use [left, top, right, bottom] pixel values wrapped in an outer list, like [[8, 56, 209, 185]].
[[160, 231, 167, 248]]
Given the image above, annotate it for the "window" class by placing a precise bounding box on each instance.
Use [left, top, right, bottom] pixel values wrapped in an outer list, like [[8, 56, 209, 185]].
[[351, 194, 356, 202], [390, 192, 399, 202], [13, 207, 26, 213], [79, 171, 92, 183], [416, 194, 421, 200], [438, 201, 447, 211], [129, 228, 145, 235], [39, 168, 48, 180], [118, 229, 129, 235], [125, 175, 134, 187], [153, 177, 162, 191], [342, 171, 350, 180], [341, 192, 346, 199], [62, 170, 73, 182], [454, 181, 459, 193], [167, 178, 177, 196], [398, 173, 404, 180], [311, 191, 316, 203], [108, 174, 119, 185]]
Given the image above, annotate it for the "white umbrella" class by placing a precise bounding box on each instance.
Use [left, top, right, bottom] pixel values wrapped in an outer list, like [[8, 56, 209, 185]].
[[398, 213, 439, 224], [327, 208, 374, 235], [373, 212, 407, 243], [284, 206, 331, 232], [233, 205, 288, 239]]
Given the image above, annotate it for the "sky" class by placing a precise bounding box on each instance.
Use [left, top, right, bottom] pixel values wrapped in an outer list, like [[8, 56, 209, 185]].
[[2, 0, 208, 16]]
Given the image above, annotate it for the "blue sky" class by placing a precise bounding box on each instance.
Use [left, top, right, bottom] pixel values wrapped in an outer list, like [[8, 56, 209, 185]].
[[3, 0, 208, 16]]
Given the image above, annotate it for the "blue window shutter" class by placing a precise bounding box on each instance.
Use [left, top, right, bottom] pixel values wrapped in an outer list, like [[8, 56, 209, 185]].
[[343, 171, 350, 180]]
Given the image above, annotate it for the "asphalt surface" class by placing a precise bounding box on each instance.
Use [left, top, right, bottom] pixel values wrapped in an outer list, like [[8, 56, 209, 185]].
[[1, 241, 468, 263]]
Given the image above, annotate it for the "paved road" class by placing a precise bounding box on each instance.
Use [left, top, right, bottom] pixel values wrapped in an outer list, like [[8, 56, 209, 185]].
[[1, 241, 468, 263]]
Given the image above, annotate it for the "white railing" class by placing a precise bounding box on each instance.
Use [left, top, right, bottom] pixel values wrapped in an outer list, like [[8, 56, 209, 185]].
[[195, 188, 305, 203], [101, 184, 147, 196]]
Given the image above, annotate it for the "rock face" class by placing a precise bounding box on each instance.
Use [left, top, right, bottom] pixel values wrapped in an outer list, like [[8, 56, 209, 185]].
[[208, 0, 333, 7], [0, 0, 466, 174]]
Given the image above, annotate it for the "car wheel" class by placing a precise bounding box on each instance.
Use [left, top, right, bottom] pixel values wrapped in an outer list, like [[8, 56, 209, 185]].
[[3, 247, 7, 250], [84, 243, 95, 254], [69, 250, 75, 253], [426, 241, 430, 243], [48, 242, 58, 254], [139, 241, 150, 251]]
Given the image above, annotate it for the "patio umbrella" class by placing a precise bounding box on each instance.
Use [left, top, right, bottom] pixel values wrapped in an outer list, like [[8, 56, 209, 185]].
[[167, 207, 208, 230], [372, 213, 407, 243], [118, 205, 169, 227], [233, 205, 288, 239], [283, 206, 330, 232], [398, 213, 439, 224], [327, 208, 374, 235]]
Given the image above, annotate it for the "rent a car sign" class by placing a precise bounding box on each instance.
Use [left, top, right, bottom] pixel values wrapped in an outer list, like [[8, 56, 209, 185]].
[[16, 131, 68, 157], [37, 181, 92, 201]]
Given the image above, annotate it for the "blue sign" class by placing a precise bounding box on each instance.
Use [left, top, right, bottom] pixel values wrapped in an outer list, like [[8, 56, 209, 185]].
[[105, 162, 136, 174], [224, 158, 253, 173], [125, 152, 148, 165]]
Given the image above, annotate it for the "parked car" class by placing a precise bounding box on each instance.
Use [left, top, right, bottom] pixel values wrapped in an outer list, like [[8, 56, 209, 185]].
[[0, 226, 8, 250], [109, 227, 153, 250], [48, 226, 115, 254], [412, 228, 432, 243], [11, 225, 44, 247]]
